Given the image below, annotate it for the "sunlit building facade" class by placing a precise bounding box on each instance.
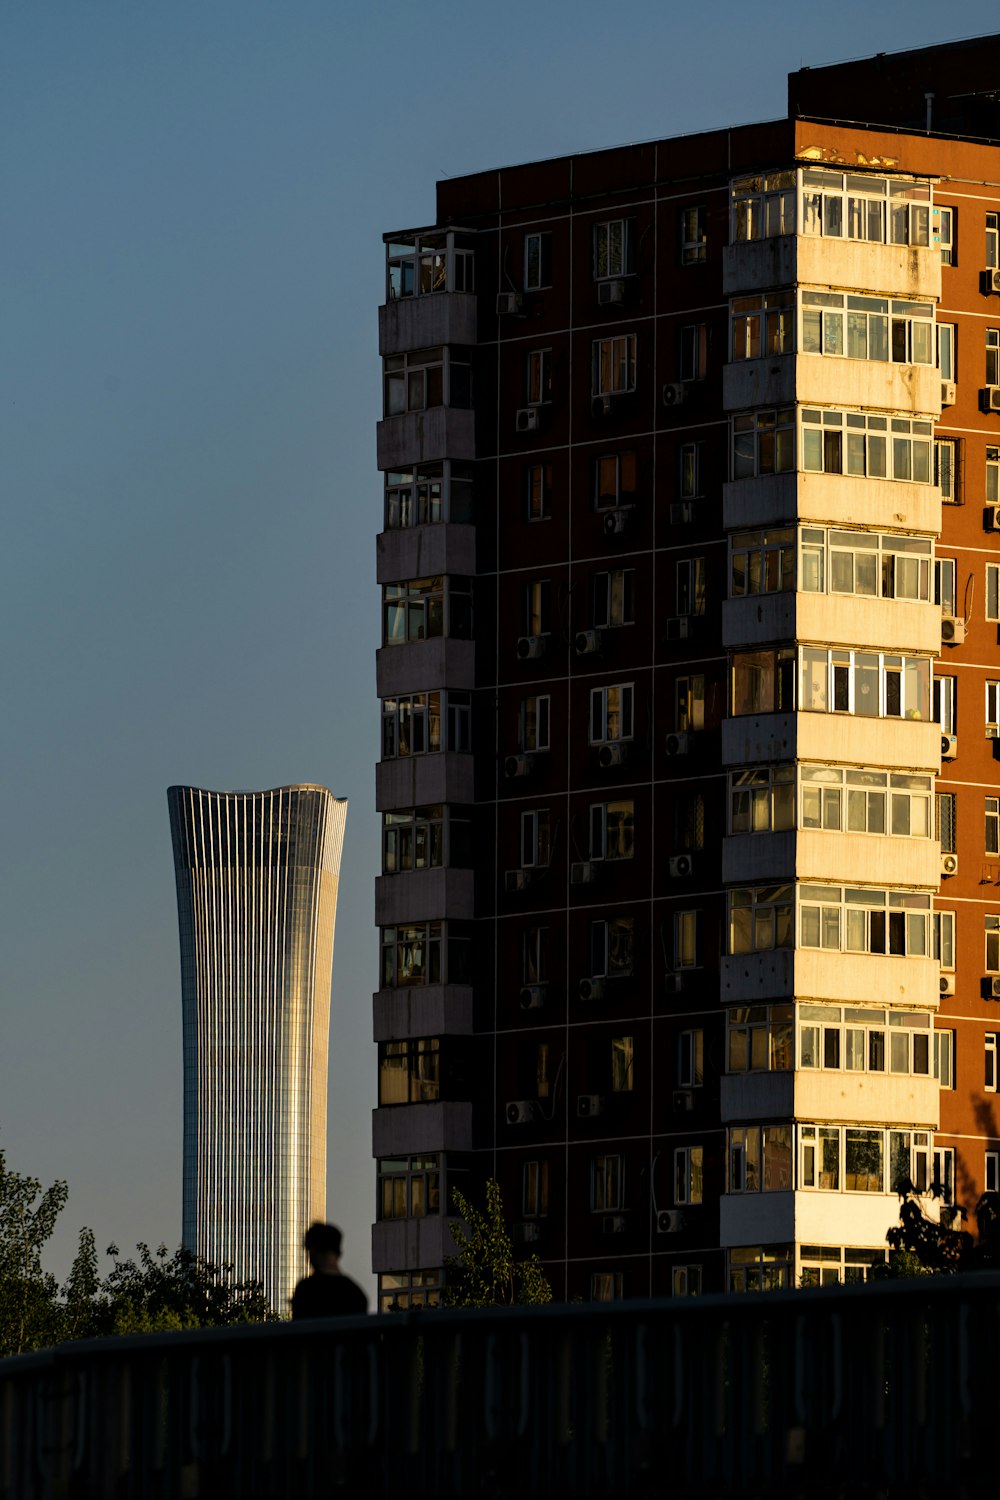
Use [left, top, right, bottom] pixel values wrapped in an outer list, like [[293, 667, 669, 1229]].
[[168, 784, 347, 1313]]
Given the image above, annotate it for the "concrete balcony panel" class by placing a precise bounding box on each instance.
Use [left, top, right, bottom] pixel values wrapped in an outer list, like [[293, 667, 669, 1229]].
[[372, 1100, 473, 1158], [723, 354, 941, 419], [720, 949, 939, 1009], [723, 236, 941, 302], [376, 753, 475, 812], [720, 1069, 939, 1129], [720, 1189, 902, 1250], [377, 408, 476, 471], [375, 868, 475, 925], [722, 712, 941, 774], [723, 471, 941, 535], [723, 829, 941, 889], [722, 592, 942, 654], [376, 524, 476, 585], [375, 638, 476, 698], [372, 984, 474, 1042], [371, 1215, 458, 1274], [379, 293, 478, 356]]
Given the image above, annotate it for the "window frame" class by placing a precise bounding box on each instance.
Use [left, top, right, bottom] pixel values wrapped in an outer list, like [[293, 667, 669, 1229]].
[[592, 335, 637, 397], [524, 231, 552, 292]]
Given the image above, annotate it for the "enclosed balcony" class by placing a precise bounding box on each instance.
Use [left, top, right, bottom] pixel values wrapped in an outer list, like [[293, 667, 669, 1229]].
[[723, 470, 941, 534]]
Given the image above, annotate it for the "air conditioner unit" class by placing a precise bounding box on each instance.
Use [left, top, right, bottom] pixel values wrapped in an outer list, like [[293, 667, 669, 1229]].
[[575, 629, 603, 655], [505, 754, 534, 779], [941, 852, 959, 877], [597, 278, 625, 306], [513, 1221, 540, 1243], [991, 977, 1000, 1000], [592, 394, 613, 417], [941, 734, 958, 760], [669, 854, 694, 878], [941, 616, 966, 644], [656, 1210, 684, 1234], [662, 382, 686, 408], [579, 976, 605, 1001], [672, 1090, 694, 1114], [496, 291, 523, 315], [516, 407, 540, 433], [517, 634, 546, 660], [981, 387, 1000, 413], [666, 616, 691, 641], [603, 508, 629, 536], [506, 1100, 536, 1125], [985, 269, 1000, 294], [602, 1214, 626, 1235], [520, 984, 547, 1009], [941, 381, 957, 406], [940, 973, 956, 997], [664, 973, 684, 994], [665, 732, 691, 757], [988, 504, 1000, 531], [570, 861, 597, 886], [578, 1094, 605, 1118], [598, 742, 628, 768], [670, 502, 693, 524]]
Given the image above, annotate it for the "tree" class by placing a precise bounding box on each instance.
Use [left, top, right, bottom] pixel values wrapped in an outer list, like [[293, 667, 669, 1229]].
[[95, 1241, 274, 1333], [443, 1179, 552, 1308], [884, 1185, 1000, 1274], [0, 1145, 67, 1356]]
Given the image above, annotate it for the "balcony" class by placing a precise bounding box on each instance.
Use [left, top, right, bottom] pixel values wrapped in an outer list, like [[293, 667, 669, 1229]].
[[722, 592, 942, 655], [723, 235, 941, 302], [371, 1099, 473, 1156], [720, 1068, 939, 1129], [722, 712, 941, 774], [720, 948, 940, 1008], [376, 752, 475, 812], [720, 1186, 909, 1251], [723, 354, 941, 419], [722, 828, 941, 889], [379, 292, 477, 356], [371, 1214, 457, 1273], [376, 407, 476, 470], [372, 982, 474, 1041], [375, 638, 475, 699], [375, 868, 475, 925], [723, 470, 941, 534], [376, 523, 476, 585]]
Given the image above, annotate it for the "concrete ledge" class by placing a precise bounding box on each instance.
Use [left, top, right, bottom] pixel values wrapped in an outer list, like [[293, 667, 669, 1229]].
[[722, 829, 941, 889], [377, 408, 476, 471], [722, 713, 941, 774], [376, 753, 476, 811], [376, 524, 476, 585], [724, 354, 941, 419], [720, 949, 939, 1009], [722, 592, 943, 655], [372, 1101, 473, 1157], [372, 984, 474, 1041], [375, 868, 475, 925], [379, 293, 478, 356], [723, 471, 941, 534], [371, 1215, 458, 1273], [723, 236, 941, 302], [376, 638, 476, 698], [720, 1070, 939, 1129]]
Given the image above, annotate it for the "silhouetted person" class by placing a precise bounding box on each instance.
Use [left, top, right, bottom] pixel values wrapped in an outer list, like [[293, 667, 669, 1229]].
[[291, 1222, 368, 1319]]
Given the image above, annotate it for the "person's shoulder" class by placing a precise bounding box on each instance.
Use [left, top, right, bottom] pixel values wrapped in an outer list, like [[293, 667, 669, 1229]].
[[336, 1275, 369, 1314]]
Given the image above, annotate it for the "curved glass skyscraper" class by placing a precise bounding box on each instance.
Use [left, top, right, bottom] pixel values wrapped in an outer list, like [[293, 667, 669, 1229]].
[[168, 784, 347, 1314]]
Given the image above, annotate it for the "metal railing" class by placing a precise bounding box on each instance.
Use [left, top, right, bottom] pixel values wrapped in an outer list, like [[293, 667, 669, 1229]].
[[2, 1273, 998, 1498]]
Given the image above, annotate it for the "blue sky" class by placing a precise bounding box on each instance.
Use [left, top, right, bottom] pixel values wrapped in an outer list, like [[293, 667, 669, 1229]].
[[3, 2, 997, 1300]]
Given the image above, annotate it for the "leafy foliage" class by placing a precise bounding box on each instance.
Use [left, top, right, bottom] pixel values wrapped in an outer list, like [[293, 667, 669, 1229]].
[[885, 1187, 1000, 1274], [0, 1145, 68, 1356], [443, 1179, 552, 1308]]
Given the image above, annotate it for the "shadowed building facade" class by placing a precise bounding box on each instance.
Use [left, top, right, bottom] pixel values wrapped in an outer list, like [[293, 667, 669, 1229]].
[[168, 784, 347, 1313]]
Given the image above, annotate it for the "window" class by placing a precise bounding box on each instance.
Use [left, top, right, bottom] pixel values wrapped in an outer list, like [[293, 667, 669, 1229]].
[[383, 806, 473, 874], [677, 1029, 704, 1087], [935, 676, 956, 735], [988, 213, 999, 270], [676, 558, 706, 616], [522, 1159, 549, 1217], [679, 206, 707, 264], [728, 1004, 794, 1074], [801, 292, 935, 365], [674, 792, 705, 853], [987, 1152, 999, 1194], [730, 530, 795, 596], [591, 1154, 623, 1211], [520, 810, 551, 870], [378, 1270, 442, 1313], [593, 335, 636, 396], [730, 647, 795, 716], [987, 914, 1000, 973], [988, 798, 1000, 857], [988, 329, 1000, 387], [378, 1039, 441, 1105], [989, 447, 999, 505], [934, 1029, 955, 1090], [731, 408, 795, 478], [524, 578, 551, 637], [937, 793, 956, 854], [382, 691, 446, 758], [524, 232, 552, 291], [935, 559, 956, 615], [674, 1147, 704, 1205], [593, 219, 633, 279], [383, 575, 472, 645], [447, 692, 472, 752], [521, 926, 547, 984], [988, 682, 1000, 737], [800, 408, 932, 483], [526, 348, 552, 405], [731, 291, 794, 359], [798, 885, 931, 958], [727, 1125, 791, 1192], [729, 885, 794, 954], [679, 324, 707, 381], [799, 1005, 931, 1077], [936, 440, 958, 503], [938, 323, 956, 381], [934, 911, 956, 971], [800, 168, 930, 246], [381, 921, 472, 988], [673, 910, 700, 970], [728, 1246, 792, 1293], [590, 1272, 624, 1301], [519, 695, 550, 752], [589, 800, 634, 860], [383, 346, 472, 414], [799, 526, 933, 600], [731, 170, 796, 241], [937, 206, 955, 265], [679, 443, 703, 499], [590, 683, 634, 744], [594, 450, 637, 510], [384, 460, 474, 530], [589, 917, 634, 978], [526, 463, 552, 522], [987, 564, 1000, 622], [672, 1266, 702, 1297], [386, 230, 474, 299], [729, 765, 795, 834], [799, 1126, 841, 1191], [675, 675, 705, 733], [611, 1036, 634, 1092], [378, 1154, 441, 1220], [795, 646, 931, 720], [933, 1147, 955, 1206], [593, 569, 635, 628]]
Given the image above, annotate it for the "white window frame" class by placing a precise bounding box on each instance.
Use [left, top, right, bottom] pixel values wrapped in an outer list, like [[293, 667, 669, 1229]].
[[679, 442, 703, 499], [987, 1151, 1000, 1193], [937, 207, 955, 265], [935, 675, 956, 735], [519, 694, 550, 753], [988, 328, 1000, 387], [674, 909, 701, 970], [522, 1158, 549, 1217], [987, 797, 1000, 857], [593, 569, 635, 629], [988, 1034, 999, 1094], [672, 1265, 702, 1296], [679, 205, 707, 265], [936, 439, 958, 502], [676, 558, 706, 616], [674, 1146, 704, 1205], [588, 800, 634, 862], [520, 809, 550, 869], [524, 231, 551, 292], [935, 559, 956, 616], [593, 219, 633, 280], [988, 564, 1000, 623], [934, 911, 956, 970], [989, 447, 999, 506], [987, 213, 999, 271], [934, 1028, 955, 1090], [591, 1154, 623, 1212], [679, 323, 707, 382], [589, 683, 634, 744], [988, 914, 1000, 973], [592, 335, 637, 397], [526, 347, 552, 406], [938, 322, 956, 380], [678, 1029, 704, 1088]]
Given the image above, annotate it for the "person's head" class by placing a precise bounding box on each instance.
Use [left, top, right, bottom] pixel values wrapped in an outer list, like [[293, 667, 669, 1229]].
[[304, 1221, 343, 1272]]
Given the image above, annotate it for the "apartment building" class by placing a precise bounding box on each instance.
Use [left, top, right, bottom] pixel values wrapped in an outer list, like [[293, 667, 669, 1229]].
[[373, 36, 1000, 1305]]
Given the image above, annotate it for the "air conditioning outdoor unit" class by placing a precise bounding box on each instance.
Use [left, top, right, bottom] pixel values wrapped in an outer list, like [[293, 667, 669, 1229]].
[[941, 853, 959, 877], [513, 1221, 540, 1243], [991, 977, 1000, 1000], [570, 861, 597, 885], [516, 407, 540, 433], [941, 734, 958, 760], [941, 381, 957, 406], [940, 973, 956, 997], [672, 1090, 694, 1113], [579, 976, 605, 1001], [496, 292, 523, 315], [669, 854, 694, 878], [506, 1100, 536, 1125], [981, 387, 1000, 413], [577, 1094, 605, 1118], [575, 629, 602, 655], [517, 634, 546, 660], [597, 278, 625, 306], [598, 742, 628, 768], [603, 508, 629, 536], [985, 269, 1000, 294], [656, 1210, 684, 1234], [665, 732, 691, 757], [988, 504, 1000, 531], [505, 753, 534, 779], [941, 616, 966, 644], [602, 1214, 626, 1235], [519, 984, 547, 1010], [670, 502, 693, 524], [666, 616, 691, 640], [662, 382, 686, 407], [664, 973, 684, 994]]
